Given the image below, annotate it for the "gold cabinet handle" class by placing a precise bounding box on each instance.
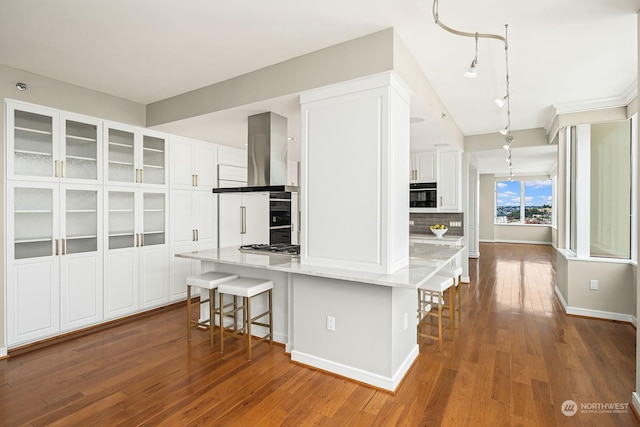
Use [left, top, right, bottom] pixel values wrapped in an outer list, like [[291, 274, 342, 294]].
[[61, 161, 66, 178], [141, 233, 144, 247], [195, 174, 198, 187], [140, 169, 144, 183], [192, 229, 196, 242], [136, 233, 140, 247], [55, 239, 59, 255], [196, 229, 199, 241], [62, 238, 66, 255], [192, 174, 195, 187], [55, 160, 60, 178]]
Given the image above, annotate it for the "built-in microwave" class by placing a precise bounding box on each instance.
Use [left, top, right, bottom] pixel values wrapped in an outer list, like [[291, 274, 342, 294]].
[[410, 182, 437, 208]]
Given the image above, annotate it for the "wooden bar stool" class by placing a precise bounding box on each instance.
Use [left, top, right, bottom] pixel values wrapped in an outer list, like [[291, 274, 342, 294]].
[[417, 275, 455, 351], [218, 278, 274, 361], [439, 265, 463, 327], [186, 272, 238, 347]]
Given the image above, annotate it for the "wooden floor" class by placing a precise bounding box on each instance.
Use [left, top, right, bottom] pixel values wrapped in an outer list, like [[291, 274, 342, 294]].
[[1, 243, 638, 426]]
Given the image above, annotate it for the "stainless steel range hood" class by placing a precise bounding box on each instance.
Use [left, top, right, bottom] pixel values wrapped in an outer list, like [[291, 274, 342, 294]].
[[213, 111, 299, 193]]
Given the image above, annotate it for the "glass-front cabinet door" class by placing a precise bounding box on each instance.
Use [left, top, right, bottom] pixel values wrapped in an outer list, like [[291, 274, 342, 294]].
[[7, 103, 59, 181], [106, 125, 136, 185], [104, 124, 167, 187], [6, 102, 102, 183], [107, 190, 137, 250], [142, 134, 167, 186], [142, 191, 166, 246], [63, 188, 99, 254], [11, 183, 59, 260], [62, 114, 101, 183]]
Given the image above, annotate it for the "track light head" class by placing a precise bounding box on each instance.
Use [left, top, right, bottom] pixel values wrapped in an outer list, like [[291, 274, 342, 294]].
[[495, 94, 509, 108], [464, 58, 478, 79], [499, 126, 509, 136]]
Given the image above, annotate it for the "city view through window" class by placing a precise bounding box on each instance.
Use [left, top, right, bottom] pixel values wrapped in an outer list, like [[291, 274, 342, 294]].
[[496, 180, 553, 224]]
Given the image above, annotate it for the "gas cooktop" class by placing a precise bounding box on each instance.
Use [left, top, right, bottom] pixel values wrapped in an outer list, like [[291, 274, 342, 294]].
[[239, 243, 300, 256]]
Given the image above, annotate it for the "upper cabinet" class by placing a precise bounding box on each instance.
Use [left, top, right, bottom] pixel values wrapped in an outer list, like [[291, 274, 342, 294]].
[[7, 101, 102, 183], [437, 150, 461, 212], [104, 123, 168, 187], [409, 149, 462, 212], [410, 151, 437, 183], [170, 136, 218, 191]]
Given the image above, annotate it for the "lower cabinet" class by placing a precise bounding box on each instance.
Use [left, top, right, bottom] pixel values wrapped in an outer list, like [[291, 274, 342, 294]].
[[169, 190, 218, 301], [6, 182, 103, 346], [104, 187, 169, 319]]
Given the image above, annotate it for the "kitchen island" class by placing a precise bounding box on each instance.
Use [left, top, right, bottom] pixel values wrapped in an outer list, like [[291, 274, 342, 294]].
[[177, 241, 464, 391]]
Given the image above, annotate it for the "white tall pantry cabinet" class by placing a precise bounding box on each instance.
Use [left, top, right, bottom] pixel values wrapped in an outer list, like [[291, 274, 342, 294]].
[[168, 136, 219, 302], [5, 102, 104, 345]]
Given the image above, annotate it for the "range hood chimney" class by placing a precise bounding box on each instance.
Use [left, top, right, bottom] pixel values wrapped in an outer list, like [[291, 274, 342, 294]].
[[248, 112, 287, 187], [213, 111, 298, 193]]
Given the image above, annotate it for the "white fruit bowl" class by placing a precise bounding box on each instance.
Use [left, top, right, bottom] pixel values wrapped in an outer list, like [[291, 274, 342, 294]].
[[430, 228, 448, 238]]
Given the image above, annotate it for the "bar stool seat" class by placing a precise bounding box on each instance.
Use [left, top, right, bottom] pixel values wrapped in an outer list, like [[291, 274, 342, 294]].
[[417, 274, 455, 351], [218, 278, 274, 361], [438, 265, 463, 327], [186, 272, 238, 347]]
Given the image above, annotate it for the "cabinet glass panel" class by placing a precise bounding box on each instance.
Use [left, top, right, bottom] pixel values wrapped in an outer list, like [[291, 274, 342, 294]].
[[14, 110, 54, 177], [65, 120, 97, 180], [143, 192, 165, 246], [14, 187, 54, 259], [108, 129, 135, 183], [65, 189, 98, 254], [142, 135, 165, 185], [108, 191, 135, 249]]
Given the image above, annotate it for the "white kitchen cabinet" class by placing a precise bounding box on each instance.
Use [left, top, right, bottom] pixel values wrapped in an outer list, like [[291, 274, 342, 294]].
[[410, 151, 437, 183], [170, 136, 218, 191], [104, 123, 168, 187], [287, 160, 300, 186], [6, 182, 103, 346], [169, 190, 218, 300], [104, 188, 169, 318], [437, 150, 462, 211], [218, 192, 269, 247], [6, 101, 102, 184], [218, 145, 247, 167]]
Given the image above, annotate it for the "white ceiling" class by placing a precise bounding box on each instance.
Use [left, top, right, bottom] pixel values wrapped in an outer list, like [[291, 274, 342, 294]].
[[2, 0, 638, 173]]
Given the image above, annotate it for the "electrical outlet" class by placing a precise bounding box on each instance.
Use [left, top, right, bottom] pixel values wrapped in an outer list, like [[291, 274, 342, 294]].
[[403, 313, 408, 330], [326, 315, 336, 331], [590, 279, 598, 290]]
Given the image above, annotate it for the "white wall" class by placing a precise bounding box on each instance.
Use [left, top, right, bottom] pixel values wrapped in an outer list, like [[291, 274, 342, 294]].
[[0, 64, 146, 352]]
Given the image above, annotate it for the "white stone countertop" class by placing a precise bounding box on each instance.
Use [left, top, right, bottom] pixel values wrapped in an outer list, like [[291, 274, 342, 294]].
[[176, 242, 464, 290]]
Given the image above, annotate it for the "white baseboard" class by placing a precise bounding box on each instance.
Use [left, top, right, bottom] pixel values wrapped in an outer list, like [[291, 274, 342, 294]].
[[461, 276, 470, 284], [291, 344, 419, 392], [632, 392, 640, 418], [0, 346, 6, 358], [632, 316, 638, 328], [480, 238, 553, 245], [554, 285, 635, 323]]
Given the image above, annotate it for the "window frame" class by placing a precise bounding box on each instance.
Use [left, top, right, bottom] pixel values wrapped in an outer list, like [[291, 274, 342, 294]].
[[494, 178, 553, 226]]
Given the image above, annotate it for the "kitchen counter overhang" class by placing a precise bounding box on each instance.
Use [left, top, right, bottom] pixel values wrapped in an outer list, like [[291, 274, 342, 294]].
[[176, 242, 463, 289]]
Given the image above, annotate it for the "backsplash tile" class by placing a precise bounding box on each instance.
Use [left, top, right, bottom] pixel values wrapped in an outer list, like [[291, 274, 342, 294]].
[[410, 212, 464, 236]]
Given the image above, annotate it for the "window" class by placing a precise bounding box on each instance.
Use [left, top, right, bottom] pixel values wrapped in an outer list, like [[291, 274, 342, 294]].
[[590, 121, 631, 258], [566, 119, 633, 260], [496, 179, 552, 225]]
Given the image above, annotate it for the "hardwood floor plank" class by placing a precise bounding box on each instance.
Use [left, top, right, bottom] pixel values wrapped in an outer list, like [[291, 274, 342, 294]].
[[1, 242, 637, 426]]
